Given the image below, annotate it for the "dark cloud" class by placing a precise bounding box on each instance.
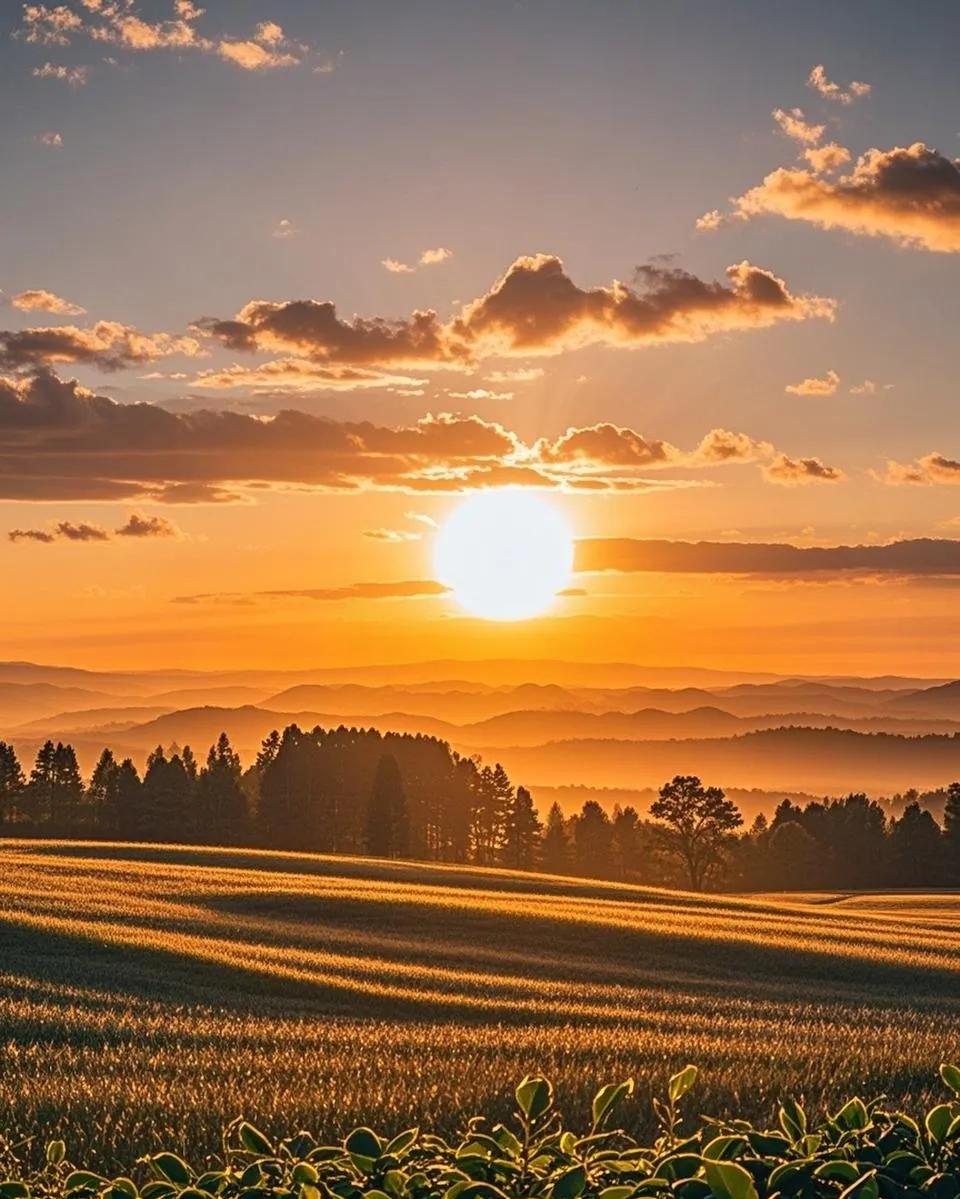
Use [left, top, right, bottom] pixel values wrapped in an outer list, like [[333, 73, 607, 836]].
[[115, 513, 178, 538], [575, 537, 960, 576], [199, 254, 833, 369], [0, 322, 201, 371], [763, 453, 845, 484], [723, 143, 960, 253], [175, 580, 450, 604]]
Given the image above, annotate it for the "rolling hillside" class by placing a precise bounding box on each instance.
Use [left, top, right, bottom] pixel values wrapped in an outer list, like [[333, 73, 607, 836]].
[[2, 840, 959, 1165]]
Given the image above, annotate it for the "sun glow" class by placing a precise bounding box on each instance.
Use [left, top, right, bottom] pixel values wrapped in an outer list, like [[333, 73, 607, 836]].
[[433, 490, 574, 621]]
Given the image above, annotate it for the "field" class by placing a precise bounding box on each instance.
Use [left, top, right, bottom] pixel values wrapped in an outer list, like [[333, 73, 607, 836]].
[[2, 841, 960, 1171]]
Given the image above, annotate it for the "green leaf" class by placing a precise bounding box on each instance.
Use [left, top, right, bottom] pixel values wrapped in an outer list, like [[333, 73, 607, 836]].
[[345, 1128, 382, 1160], [703, 1160, 758, 1199], [927, 1105, 954, 1143], [837, 1172, 878, 1199], [834, 1098, 869, 1131], [151, 1155, 193, 1187], [450, 1185, 512, 1199], [45, 1140, 66, 1166], [109, 1179, 138, 1199], [941, 1065, 960, 1097], [384, 1129, 419, 1158], [552, 1166, 587, 1199], [291, 1164, 319, 1185], [0, 1184, 30, 1199], [516, 1076, 553, 1121], [701, 1136, 746, 1162], [814, 1162, 861, 1183], [238, 1124, 274, 1156], [778, 1098, 807, 1142], [668, 1066, 698, 1104], [66, 1173, 107, 1193], [592, 1081, 634, 1131]]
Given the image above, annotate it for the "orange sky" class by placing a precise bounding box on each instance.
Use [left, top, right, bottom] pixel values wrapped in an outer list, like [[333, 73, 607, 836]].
[[2, 1, 960, 676]]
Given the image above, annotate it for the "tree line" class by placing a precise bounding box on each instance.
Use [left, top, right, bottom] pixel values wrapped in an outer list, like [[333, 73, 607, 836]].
[[3, 727, 960, 890]]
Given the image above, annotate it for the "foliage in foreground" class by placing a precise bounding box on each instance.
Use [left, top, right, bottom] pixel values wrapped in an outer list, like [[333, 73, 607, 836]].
[[6, 1066, 960, 1199]]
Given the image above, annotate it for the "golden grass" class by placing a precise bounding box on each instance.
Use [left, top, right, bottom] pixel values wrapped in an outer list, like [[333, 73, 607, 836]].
[[1, 839, 959, 1169]]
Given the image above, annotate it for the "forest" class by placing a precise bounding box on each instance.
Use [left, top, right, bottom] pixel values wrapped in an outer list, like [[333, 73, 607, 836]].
[[1, 724, 959, 891]]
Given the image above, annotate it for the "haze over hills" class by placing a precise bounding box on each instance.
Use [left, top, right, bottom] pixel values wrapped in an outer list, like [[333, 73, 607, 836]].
[[5, 660, 960, 815]]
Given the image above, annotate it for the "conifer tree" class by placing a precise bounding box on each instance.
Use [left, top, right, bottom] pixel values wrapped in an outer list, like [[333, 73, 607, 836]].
[[198, 732, 248, 845], [0, 741, 25, 831], [502, 785, 542, 870], [540, 801, 571, 875]]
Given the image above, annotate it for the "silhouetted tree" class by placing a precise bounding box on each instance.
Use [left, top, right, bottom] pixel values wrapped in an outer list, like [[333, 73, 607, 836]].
[[574, 800, 614, 878], [88, 748, 120, 837], [887, 802, 945, 887], [767, 820, 822, 890], [365, 753, 409, 858], [27, 740, 84, 832], [141, 745, 195, 842], [611, 804, 643, 880], [943, 782, 960, 884], [540, 801, 571, 875], [650, 775, 743, 891], [198, 733, 248, 845], [0, 741, 25, 831], [115, 758, 144, 840], [502, 785, 542, 870]]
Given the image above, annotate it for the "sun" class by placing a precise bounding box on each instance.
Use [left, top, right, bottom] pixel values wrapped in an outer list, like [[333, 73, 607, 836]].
[[433, 490, 574, 621]]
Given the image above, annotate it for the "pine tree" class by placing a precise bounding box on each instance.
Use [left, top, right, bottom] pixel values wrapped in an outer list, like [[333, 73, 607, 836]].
[[610, 804, 642, 879], [365, 754, 408, 858], [88, 748, 119, 837], [197, 733, 248, 845], [540, 801, 571, 875], [573, 800, 614, 878], [0, 741, 25, 831], [944, 782, 960, 884], [502, 785, 542, 870], [115, 759, 144, 840]]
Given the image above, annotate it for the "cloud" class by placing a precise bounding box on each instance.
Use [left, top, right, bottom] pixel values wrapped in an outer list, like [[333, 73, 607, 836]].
[[447, 388, 514, 401], [38, 132, 64, 148], [32, 61, 89, 84], [18, 3, 315, 71], [772, 107, 824, 146], [880, 453, 960, 486], [485, 367, 544, 383], [271, 219, 296, 239], [187, 359, 427, 394], [808, 64, 871, 105], [419, 247, 452, 266], [0, 321, 202, 371], [785, 369, 840, 396], [8, 510, 180, 543], [175, 579, 451, 604], [575, 536, 960, 576], [115, 512, 178, 537], [0, 370, 809, 501], [363, 527, 422, 543], [763, 453, 845, 484], [725, 143, 960, 253], [382, 247, 453, 274], [804, 143, 851, 173], [9, 290, 86, 316], [206, 254, 832, 375]]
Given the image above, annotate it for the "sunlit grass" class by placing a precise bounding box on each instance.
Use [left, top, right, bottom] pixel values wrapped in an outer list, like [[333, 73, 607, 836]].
[[2, 839, 960, 1168]]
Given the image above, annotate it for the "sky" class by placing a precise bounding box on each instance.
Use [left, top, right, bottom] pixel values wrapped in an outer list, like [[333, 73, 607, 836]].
[[2, 0, 960, 674]]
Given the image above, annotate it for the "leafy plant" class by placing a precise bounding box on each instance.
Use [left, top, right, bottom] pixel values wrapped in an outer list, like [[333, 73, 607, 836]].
[[5, 1066, 960, 1199]]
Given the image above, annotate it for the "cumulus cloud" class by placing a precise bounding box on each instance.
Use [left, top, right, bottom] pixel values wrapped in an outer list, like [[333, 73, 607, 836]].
[[808, 64, 871, 105], [382, 258, 415, 274], [419, 247, 452, 266], [271, 219, 296, 239], [725, 143, 960, 253], [575, 536, 960, 576], [763, 453, 845, 484], [0, 369, 821, 501], [115, 512, 178, 537], [447, 388, 514, 401], [38, 131, 64, 147], [18, 3, 315, 71], [0, 320, 202, 371], [804, 143, 851, 173], [785, 369, 840, 397], [773, 107, 824, 146], [9, 289, 86, 317], [32, 61, 89, 84], [209, 254, 832, 377], [9, 510, 180, 544], [880, 453, 960, 485]]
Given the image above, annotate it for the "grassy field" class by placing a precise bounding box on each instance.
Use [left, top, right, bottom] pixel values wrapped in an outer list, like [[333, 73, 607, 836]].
[[2, 840, 960, 1170]]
